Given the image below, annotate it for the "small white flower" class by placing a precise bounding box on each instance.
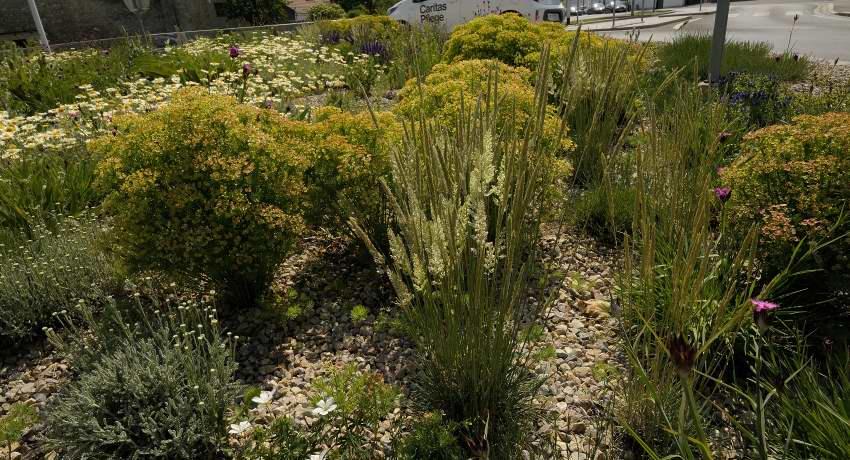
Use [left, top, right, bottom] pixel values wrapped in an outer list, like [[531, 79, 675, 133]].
[[312, 397, 337, 417], [309, 450, 328, 460], [228, 421, 252, 436], [251, 390, 274, 406]]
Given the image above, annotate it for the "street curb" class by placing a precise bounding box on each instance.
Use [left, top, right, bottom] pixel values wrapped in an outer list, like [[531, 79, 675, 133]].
[[663, 10, 716, 16], [571, 15, 691, 31]]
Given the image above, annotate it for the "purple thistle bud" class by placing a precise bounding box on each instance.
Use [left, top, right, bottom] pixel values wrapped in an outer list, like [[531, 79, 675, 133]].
[[229, 46, 240, 59], [242, 63, 251, 78], [714, 186, 731, 203]]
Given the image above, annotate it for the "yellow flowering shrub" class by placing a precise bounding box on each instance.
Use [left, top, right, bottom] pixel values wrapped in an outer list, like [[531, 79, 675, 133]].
[[395, 59, 573, 219], [724, 112, 850, 275], [395, 59, 574, 156], [93, 89, 313, 306], [441, 13, 607, 69], [308, 106, 401, 249]]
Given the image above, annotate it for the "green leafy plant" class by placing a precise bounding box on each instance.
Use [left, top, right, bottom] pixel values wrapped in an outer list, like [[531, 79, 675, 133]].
[[0, 403, 38, 460], [43, 290, 240, 459]]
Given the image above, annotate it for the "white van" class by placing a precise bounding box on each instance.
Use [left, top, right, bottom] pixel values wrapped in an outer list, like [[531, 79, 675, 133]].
[[387, 0, 568, 30]]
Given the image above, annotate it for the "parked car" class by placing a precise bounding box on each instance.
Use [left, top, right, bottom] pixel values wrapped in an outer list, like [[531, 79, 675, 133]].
[[570, 4, 588, 15], [588, 1, 607, 13], [388, 0, 568, 30], [606, 0, 630, 12]]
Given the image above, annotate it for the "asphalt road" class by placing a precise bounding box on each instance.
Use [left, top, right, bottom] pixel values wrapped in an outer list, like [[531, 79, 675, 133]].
[[602, 0, 850, 62]]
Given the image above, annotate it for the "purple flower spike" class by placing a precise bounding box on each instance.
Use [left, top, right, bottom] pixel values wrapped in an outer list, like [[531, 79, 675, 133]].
[[751, 299, 779, 313], [242, 63, 251, 78], [229, 46, 240, 59], [714, 187, 732, 203]]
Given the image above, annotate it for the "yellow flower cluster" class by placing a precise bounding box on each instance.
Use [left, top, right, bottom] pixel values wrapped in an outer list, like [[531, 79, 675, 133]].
[[724, 112, 850, 272]]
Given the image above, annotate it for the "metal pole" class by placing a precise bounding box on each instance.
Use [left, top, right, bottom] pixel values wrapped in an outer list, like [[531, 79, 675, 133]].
[[708, 0, 730, 83], [26, 0, 51, 53]]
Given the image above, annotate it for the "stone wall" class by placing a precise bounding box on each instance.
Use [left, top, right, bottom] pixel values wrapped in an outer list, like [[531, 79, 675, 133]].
[[1, 0, 240, 44]]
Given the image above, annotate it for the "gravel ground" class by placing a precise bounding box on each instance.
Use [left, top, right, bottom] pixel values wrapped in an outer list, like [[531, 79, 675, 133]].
[[789, 61, 850, 93], [1, 225, 621, 459]]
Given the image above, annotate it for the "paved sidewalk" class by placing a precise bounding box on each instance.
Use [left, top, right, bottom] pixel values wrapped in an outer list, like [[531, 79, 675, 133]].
[[663, 4, 717, 16], [834, 0, 850, 15]]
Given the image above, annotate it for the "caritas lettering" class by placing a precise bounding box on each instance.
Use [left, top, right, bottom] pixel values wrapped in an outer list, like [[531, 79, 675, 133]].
[[420, 3, 447, 23]]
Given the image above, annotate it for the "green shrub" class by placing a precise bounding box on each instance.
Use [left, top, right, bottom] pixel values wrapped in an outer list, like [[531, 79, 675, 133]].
[[309, 364, 398, 458], [43, 292, 239, 459], [394, 413, 464, 460], [0, 212, 120, 343], [723, 112, 850, 278], [309, 3, 346, 20], [93, 89, 310, 307], [656, 33, 810, 82]]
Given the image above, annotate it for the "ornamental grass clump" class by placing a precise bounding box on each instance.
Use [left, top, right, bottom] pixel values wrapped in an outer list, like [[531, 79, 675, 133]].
[[43, 289, 240, 459], [93, 88, 311, 307], [355, 49, 567, 458], [615, 80, 808, 457]]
